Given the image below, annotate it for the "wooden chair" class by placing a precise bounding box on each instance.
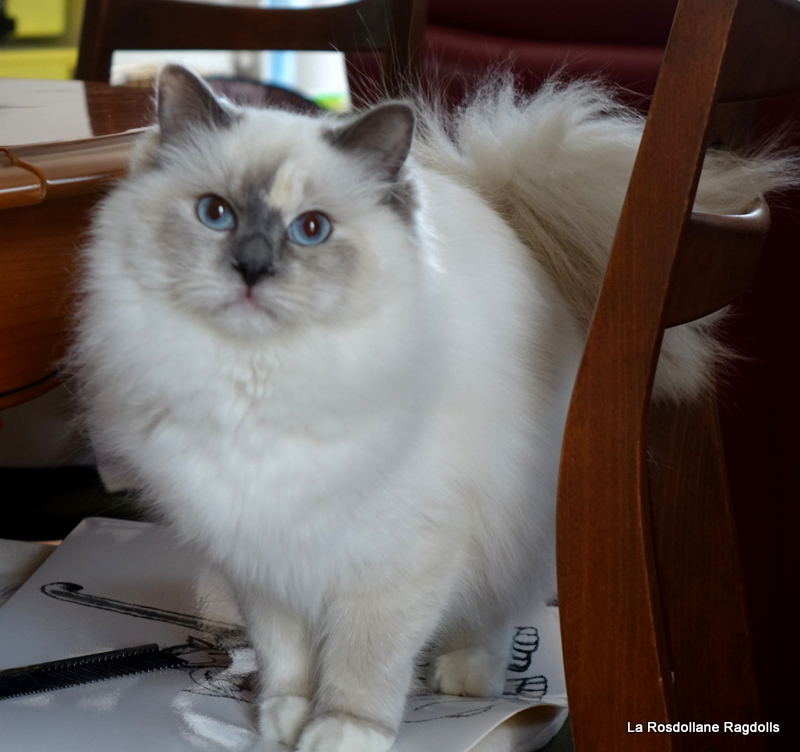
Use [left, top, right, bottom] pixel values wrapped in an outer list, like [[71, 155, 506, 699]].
[[75, 0, 429, 99], [556, 0, 800, 750]]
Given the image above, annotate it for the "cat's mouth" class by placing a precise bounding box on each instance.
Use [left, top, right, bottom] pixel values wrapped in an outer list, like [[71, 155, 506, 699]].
[[231, 290, 276, 317], [209, 290, 285, 337], [218, 287, 279, 322]]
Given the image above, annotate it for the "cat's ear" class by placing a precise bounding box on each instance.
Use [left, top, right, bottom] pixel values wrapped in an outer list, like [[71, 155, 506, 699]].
[[326, 103, 415, 181], [156, 64, 236, 146]]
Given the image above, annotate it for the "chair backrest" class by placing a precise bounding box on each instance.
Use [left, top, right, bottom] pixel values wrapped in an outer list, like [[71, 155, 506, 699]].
[[556, 0, 800, 750], [76, 0, 429, 99]]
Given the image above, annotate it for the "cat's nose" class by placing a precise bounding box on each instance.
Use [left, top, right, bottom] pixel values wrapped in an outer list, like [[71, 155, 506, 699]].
[[231, 232, 281, 287], [232, 259, 276, 287]]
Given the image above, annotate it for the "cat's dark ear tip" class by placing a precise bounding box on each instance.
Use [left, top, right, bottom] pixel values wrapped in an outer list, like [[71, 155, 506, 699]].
[[387, 102, 416, 139], [326, 100, 417, 180], [156, 64, 236, 144], [157, 64, 197, 90], [373, 100, 416, 134]]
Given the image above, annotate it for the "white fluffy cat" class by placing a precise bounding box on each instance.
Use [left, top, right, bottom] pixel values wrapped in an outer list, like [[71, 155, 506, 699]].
[[71, 65, 792, 752]]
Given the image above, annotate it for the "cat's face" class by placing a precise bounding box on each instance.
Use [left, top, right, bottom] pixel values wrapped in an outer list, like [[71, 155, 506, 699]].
[[112, 65, 418, 338]]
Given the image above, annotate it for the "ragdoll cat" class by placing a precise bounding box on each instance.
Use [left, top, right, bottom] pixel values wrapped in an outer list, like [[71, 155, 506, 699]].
[[72, 65, 794, 752]]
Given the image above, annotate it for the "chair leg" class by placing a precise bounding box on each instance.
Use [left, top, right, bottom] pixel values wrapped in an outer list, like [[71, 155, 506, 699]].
[[648, 398, 764, 752]]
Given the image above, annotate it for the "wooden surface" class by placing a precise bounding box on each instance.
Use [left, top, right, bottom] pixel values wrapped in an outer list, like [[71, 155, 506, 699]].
[[665, 199, 769, 327], [0, 195, 95, 409], [0, 79, 152, 208], [556, 3, 734, 747], [0, 78, 151, 148], [648, 398, 763, 752], [76, 0, 429, 98], [556, 0, 800, 749], [0, 79, 153, 408]]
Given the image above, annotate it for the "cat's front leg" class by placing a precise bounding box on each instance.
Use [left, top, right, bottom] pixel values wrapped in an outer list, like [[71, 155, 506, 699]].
[[296, 583, 444, 752], [427, 618, 514, 698], [236, 588, 313, 748]]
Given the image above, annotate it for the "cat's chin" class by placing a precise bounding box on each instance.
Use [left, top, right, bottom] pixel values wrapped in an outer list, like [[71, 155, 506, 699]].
[[208, 295, 285, 338]]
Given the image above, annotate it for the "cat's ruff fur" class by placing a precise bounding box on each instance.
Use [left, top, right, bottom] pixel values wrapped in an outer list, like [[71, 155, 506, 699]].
[[72, 66, 794, 752]]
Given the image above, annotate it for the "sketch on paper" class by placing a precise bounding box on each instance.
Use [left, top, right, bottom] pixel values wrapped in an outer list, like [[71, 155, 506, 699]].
[[40, 581, 554, 713]]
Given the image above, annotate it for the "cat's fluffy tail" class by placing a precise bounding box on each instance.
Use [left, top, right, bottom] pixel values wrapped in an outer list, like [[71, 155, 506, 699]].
[[413, 76, 799, 401]]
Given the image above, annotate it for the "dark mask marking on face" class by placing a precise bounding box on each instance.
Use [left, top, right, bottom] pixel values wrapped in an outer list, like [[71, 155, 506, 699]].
[[227, 186, 286, 286]]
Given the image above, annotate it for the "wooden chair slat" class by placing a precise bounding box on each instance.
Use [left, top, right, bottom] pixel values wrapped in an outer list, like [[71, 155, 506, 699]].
[[648, 399, 764, 751], [108, 0, 392, 52], [556, 0, 796, 747], [665, 200, 770, 327], [76, 0, 428, 98]]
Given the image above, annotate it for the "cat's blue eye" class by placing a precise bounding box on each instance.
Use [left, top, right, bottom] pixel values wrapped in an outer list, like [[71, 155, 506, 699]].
[[287, 211, 332, 246], [196, 194, 236, 231]]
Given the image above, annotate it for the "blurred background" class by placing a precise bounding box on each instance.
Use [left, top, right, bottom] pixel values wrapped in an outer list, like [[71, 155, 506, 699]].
[[0, 0, 351, 109]]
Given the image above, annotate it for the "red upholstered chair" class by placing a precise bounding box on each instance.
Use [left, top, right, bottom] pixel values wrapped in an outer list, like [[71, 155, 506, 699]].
[[349, 0, 678, 108]]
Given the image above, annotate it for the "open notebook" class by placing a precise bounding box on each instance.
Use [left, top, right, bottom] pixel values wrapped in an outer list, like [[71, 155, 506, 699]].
[[0, 518, 567, 751]]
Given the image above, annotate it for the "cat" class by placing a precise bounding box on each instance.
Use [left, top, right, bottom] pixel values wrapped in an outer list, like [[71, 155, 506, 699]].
[[71, 65, 794, 752]]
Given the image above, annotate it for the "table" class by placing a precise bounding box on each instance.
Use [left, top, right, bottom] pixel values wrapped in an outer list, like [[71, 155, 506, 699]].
[[0, 79, 153, 409]]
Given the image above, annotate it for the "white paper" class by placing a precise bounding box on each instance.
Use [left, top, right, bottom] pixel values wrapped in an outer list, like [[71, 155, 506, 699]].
[[0, 79, 94, 147], [0, 539, 55, 606], [0, 518, 566, 751]]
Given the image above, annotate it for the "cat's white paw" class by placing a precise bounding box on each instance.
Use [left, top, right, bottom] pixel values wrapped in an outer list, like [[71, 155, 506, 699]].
[[258, 694, 311, 748], [428, 646, 506, 697], [295, 714, 395, 752]]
